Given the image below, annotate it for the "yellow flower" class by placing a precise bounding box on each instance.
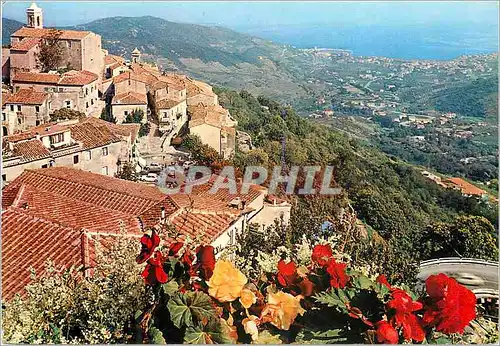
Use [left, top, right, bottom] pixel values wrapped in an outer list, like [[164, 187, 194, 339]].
[[260, 291, 305, 330], [242, 315, 260, 341], [240, 288, 257, 309], [207, 260, 248, 302]]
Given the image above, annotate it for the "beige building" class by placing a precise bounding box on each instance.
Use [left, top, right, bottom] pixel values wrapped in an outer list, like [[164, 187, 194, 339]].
[[1, 118, 131, 186], [3, 89, 50, 134], [188, 103, 237, 158], [111, 91, 148, 124], [186, 78, 218, 106], [9, 3, 104, 78], [11, 70, 99, 114], [156, 98, 188, 144]]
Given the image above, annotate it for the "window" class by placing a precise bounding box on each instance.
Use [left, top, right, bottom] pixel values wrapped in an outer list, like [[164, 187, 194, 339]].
[[2, 174, 6, 182], [85, 150, 92, 160], [15, 86, 20, 92], [101, 166, 109, 175], [49, 133, 64, 144], [35, 120, 41, 126], [91, 99, 94, 105], [41, 164, 48, 168], [73, 155, 79, 164], [86, 102, 89, 108], [85, 88, 88, 96], [17, 105, 21, 112], [65, 100, 71, 109], [124, 110, 129, 116], [2, 113, 5, 121], [91, 86, 94, 92], [17, 118, 22, 125], [102, 147, 108, 156], [35, 106, 40, 112], [9, 105, 14, 111], [48, 102, 52, 110]]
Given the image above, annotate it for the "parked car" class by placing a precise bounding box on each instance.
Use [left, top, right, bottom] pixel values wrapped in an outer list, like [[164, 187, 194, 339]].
[[140, 173, 158, 183], [147, 164, 163, 173]]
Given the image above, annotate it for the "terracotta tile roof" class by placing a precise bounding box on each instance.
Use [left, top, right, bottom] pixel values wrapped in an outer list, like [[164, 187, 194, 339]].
[[12, 72, 60, 84], [5, 168, 167, 214], [30, 123, 70, 137], [188, 104, 231, 128], [12, 27, 91, 40], [445, 177, 486, 196], [10, 184, 142, 235], [1, 206, 84, 300], [59, 70, 98, 86], [170, 211, 237, 243], [5, 89, 48, 105], [2, 90, 12, 108], [156, 98, 183, 110], [186, 78, 214, 97], [113, 71, 151, 85], [10, 138, 51, 161], [139, 197, 180, 229], [82, 117, 140, 143], [112, 91, 147, 105], [104, 54, 125, 66], [171, 177, 263, 214], [12, 70, 97, 86], [10, 37, 41, 51], [69, 121, 121, 150]]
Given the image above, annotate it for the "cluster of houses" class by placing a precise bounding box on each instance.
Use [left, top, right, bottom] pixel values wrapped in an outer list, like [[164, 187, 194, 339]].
[[421, 171, 488, 199], [1, 3, 289, 300], [2, 2, 237, 185]]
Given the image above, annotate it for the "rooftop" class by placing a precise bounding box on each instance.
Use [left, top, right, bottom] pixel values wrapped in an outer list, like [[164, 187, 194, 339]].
[[12, 70, 98, 86], [112, 91, 148, 105], [10, 37, 41, 51], [445, 177, 487, 196], [12, 27, 91, 40], [5, 89, 48, 105]]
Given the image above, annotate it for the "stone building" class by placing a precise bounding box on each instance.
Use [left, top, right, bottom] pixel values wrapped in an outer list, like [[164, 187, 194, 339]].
[[9, 2, 104, 78], [188, 103, 237, 158], [111, 91, 148, 124], [12, 70, 99, 114], [1, 118, 129, 185], [3, 89, 50, 134]]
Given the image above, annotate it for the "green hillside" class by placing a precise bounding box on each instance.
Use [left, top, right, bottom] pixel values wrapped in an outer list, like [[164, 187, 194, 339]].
[[1, 18, 23, 46]]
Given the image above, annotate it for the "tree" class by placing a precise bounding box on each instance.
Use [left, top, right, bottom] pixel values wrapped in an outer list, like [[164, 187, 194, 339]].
[[124, 109, 145, 124], [36, 29, 64, 72], [115, 162, 138, 181], [100, 106, 116, 124], [418, 215, 498, 261], [50, 108, 86, 121]]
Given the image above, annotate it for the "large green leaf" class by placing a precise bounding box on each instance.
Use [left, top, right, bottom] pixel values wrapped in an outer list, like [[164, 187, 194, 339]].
[[162, 280, 179, 296], [294, 328, 346, 344], [183, 320, 232, 344], [353, 275, 373, 290], [148, 326, 166, 344], [253, 330, 283, 344], [314, 291, 347, 313], [167, 291, 216, 328]]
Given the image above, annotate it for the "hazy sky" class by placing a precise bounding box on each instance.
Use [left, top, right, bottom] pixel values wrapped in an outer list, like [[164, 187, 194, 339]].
[[2, 1, 499, 29]]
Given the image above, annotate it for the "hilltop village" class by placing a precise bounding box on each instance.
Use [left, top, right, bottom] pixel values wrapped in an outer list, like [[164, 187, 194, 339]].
[[1, 3, 289, 299]]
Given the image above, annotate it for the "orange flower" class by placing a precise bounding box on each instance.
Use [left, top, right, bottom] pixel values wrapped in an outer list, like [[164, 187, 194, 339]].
[[260, 291, 305, 330], [242, 315, 260, 341], [207, 260, 248, 302], [240, 288, 257, 309]]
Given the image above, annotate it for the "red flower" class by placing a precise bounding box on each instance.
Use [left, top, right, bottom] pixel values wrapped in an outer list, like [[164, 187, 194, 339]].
[[277, 259, 297, 286], [194, 245, 216, 280], [326, 259, 349, 288], [136, 230, 160, 264], [168, 242, 184, 257], [141, 251, 168, 285], [181, 250, 195, 267], [376, 274, 391, 289], [386, 289, 425, 342], [376, 320, 399, 344], [312, 244, 333, 267], [422, 273, 476, 334]]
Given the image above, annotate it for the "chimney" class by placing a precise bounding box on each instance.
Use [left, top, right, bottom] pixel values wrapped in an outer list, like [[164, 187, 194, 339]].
[[161, 206, 166, 221]]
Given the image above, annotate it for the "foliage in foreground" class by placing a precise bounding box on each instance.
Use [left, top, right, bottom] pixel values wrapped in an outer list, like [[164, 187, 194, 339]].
[[131, 229, 494, 344]]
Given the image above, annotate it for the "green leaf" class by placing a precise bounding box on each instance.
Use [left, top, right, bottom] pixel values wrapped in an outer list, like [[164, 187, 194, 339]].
[[148, 326, 166, 344], [313, 290, 345, 307], [183, 320, 232, 344], [336, 288, 349, 303], [254, 330, 283, 344], [354, 275, 373, 290], [162, 280, 179, 296], [295, 329, 346, 344], [167, 291, 216, 329]]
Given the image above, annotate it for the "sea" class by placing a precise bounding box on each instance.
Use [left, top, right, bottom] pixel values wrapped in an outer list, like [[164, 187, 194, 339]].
[[239, 24, 499, 61]]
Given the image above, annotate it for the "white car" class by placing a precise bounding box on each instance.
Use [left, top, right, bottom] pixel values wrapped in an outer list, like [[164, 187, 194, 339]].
[[455, 273, 484, 286], [140, 173, 158, 183]]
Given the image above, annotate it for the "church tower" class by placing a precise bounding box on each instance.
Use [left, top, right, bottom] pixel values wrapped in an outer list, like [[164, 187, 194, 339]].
[[26, 2, 43, 29], [131, 47, 141, 63]]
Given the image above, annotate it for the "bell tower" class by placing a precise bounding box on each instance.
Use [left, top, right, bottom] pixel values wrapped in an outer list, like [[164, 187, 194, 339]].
[[131, 47, 141, 63], [26, 2, 43, 29]]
